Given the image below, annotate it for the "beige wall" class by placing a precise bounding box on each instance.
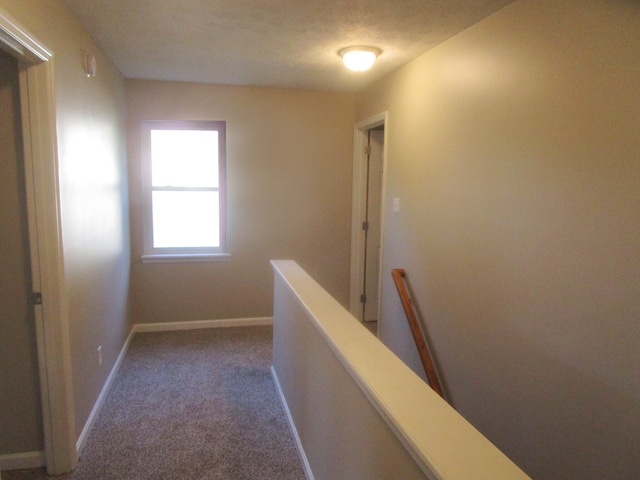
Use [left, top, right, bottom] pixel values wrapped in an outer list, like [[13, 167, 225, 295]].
[[355, 1, 640, 478], [126, 80, 354, 324], [1, 0, 131, 443], [0, 50, 43, 454]]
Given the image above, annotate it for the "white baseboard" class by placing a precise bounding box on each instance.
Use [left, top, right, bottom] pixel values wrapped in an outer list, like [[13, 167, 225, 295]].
[[75, 317, 273, 454], [0, 451, 45, 471], [271, 366, 314, 480], [76, 327, 136, 455], [133, 317, 273, 333]]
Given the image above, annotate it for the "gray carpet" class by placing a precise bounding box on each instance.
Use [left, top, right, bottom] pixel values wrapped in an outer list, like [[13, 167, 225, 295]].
[[5, 326, 305, 480]]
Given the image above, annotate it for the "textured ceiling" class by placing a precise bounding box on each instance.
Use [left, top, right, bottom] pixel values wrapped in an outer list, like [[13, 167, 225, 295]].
[[63, 0, 515, 92]]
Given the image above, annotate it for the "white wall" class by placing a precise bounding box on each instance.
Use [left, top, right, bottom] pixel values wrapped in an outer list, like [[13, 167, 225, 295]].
[[356, 1, 640, 478]]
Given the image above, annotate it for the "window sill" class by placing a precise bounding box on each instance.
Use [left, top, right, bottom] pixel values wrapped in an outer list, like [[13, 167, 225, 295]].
[[141, 253, 232, 264]]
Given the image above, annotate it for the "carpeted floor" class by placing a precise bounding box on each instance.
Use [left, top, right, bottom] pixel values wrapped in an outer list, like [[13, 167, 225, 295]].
[[4, 326, 305, 480]]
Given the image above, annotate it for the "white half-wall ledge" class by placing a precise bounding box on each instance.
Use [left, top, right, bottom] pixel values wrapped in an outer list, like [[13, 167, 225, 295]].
[[271, 259, 530, 480]]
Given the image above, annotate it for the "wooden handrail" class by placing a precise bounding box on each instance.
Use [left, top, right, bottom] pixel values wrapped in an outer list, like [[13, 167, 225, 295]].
[[391, 268, 445, 400]]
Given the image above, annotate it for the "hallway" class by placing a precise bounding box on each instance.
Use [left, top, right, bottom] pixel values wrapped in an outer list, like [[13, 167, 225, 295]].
[[4, 327, 303, 480]]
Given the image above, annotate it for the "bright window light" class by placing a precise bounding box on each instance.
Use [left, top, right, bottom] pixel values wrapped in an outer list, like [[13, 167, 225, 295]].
[[151, 130, 219, 187], [152, 190, 220, 248], [142, 120, 227, 259]]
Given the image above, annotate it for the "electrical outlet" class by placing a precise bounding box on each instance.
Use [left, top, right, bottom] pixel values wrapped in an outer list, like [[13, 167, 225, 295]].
[[97, 345, 102, 367]]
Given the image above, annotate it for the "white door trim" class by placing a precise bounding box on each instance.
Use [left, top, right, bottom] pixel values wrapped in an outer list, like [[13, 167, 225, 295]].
[[1, 8, 78, 475], [349, 112, 388, 322]]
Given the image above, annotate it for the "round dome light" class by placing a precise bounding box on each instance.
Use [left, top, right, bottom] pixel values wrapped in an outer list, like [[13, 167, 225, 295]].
[[339, 46, 381, 72]]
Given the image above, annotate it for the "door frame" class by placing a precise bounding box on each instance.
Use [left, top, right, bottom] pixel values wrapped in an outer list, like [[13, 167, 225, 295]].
[[350, 112, 388, 323], [0, 9, 77, 475]]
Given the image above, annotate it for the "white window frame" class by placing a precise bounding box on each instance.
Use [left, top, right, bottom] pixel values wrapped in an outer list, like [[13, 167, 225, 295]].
[[141, 120, 229, 263]]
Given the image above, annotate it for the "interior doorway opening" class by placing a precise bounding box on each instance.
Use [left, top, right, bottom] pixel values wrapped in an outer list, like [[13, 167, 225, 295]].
[[0, 46, 43, 471], [0, 11, 78, 475], [362, 127, 384, 324], [350, 113, 387, 336]]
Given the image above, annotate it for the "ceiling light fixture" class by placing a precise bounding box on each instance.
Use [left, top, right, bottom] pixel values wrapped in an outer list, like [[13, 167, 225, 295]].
[[338, 46, 381, 72]]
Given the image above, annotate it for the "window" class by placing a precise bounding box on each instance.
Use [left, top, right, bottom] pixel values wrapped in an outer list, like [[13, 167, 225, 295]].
[[141, 120, 228, 262]]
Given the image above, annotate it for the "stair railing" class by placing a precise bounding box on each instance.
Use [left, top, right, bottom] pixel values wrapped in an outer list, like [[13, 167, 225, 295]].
[[391, 268, 445, 400]]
